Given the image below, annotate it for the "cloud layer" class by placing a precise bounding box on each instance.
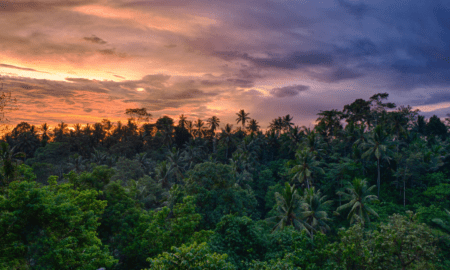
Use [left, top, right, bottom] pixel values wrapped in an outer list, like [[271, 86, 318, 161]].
[[1, 0, 450, 127]]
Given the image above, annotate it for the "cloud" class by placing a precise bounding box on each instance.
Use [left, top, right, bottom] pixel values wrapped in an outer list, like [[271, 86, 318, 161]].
[[83, 35, 107, 44], [337, 0, 370, 18], [0, 63, 49, 73], [270, 85, 309, 98]]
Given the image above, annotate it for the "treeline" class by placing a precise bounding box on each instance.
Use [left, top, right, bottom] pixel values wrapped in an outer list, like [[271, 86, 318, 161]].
[[1, 93, 450, 269]]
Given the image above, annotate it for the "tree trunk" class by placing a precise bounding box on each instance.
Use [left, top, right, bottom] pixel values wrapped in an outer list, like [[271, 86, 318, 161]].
[[377, 158, 381, 199], [403, 178, 406, 208]]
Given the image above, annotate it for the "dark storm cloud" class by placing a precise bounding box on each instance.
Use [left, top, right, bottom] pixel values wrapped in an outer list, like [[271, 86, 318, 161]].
[[270, 85, 309, 98], [215, 51, 333, 69], [337, 0, 370, 18], [410, 91, 450, 106], [83, 35, 107, 44]]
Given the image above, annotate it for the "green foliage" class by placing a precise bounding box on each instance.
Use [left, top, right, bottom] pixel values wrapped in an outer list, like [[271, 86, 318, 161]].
[[146, 242, 235, 270], [337, 178, 379, 226], [31, 142, 70, 164], [111, 157, 145, 183], [424, 184, 450, 208], [325, 212, 439, 269], [64, 165, 115, 190], [0, 176, 115, 269], [185, 162, 257, 229], [209, 215, 267, 268], [99, 184, 201, 269]]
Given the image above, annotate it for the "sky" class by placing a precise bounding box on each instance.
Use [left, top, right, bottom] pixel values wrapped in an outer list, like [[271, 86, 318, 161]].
[[1, 0, 450, 129]]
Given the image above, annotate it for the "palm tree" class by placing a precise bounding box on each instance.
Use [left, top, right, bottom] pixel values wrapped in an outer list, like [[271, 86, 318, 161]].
[[236, 109, 250, 129], [166, 147, 185, 183], [337, 177, 379, 226], [185, 120, 194, 136], [194, 119, 206, 138], [266, 182, 309, 233], [432, 209, 450, 233], [246, 119, 260, 134], [207, 116, 220, 135], [301, 187, 333, 240], [268, 117, 283, 134], [178, 114, 188, 129], [290, 149, 324, 189], [361, 125, 392, 198], [282, 114, 294, 132], [219, 124, 234, 159], [0, 142, 25, 184], [40, 123, 51, 146], [154, 160, 175, 189], [53, 121, 68, 142]]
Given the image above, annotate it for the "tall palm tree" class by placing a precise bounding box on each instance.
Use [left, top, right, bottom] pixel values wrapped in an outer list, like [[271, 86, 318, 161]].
[[290, 149, 324, 189], [166, 147, 185, 183], [432, 209, 450, 233], [337, 177, 379, 226], [282, 114, 294, 132], [40, 123, 51, 146], [53, 121, 68, 142], [207, 116, 220, 135], [194, 119, 206, 138], [362, 125, 392, 198], [219, 124, 234, 159], [266, 182, 309, 233], [185, 120, 194, 136], [154, 160, 175, 189], [236, 109, 250, 129], [301, 187, 333, 240], [178, 114, 188, 129], [246, 119, 260, 134], [0, 142, 25, 184], [268, 117, 283, 134]]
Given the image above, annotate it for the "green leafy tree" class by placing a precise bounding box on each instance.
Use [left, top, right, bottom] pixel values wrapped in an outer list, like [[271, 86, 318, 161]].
[[362, 124, 392, 198], [185, 162, 257, 229], [301, 187, 333, 240], [289, 148, 324, 189], [209, 215, 267, 268], [266, 182, 310, 233], [337, 178, 379, 226], [0, 174, 115, 269], [146, 242, 235, 270], [236, 109, 250, 129]]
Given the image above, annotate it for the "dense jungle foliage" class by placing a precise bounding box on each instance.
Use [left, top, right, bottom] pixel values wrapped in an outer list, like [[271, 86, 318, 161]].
[[1, 93, 450, 269]]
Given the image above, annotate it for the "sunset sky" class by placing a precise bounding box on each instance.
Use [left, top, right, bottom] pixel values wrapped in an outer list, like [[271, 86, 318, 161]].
[[1, 0, 450, 128]]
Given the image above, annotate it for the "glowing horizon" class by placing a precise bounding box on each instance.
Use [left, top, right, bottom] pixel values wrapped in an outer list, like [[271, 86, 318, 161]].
[[1, 0, 450, 129]]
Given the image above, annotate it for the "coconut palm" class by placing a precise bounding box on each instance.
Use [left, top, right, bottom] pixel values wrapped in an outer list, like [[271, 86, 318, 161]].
[[0, 142, 25, 184], [40, 123, 51, 146], [266, 182, 309, 233], [185, 120, 194, 136], [236, 109, 250, 129], [337, 177, 379, 226], [166, 147, 185, 183], [194, 119, 206, 138], [432, 209, 450, 233], [246, 119, 260, 134], [53, 121, 68, 142], [207, 116, 220, 134], [361, 125, 392, 198], [178, 114, 188, 129], [290, 149, 324, 189], [219, 124, 234, 159], [268, 117, 283, 133], [300, 187, 333, 239], [282, 114, 294, 132]]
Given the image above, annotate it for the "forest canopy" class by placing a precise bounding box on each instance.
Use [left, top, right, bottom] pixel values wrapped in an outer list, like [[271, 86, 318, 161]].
[[1, 93, 450, 269]]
